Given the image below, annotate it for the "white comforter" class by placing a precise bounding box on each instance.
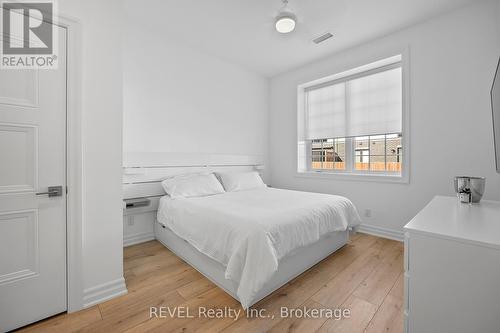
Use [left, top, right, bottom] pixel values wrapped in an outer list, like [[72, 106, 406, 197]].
[[157, 187, 361, 308]]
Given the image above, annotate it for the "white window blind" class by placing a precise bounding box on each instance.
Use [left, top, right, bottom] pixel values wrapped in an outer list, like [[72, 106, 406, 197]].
[[305, 83, 345, 140], [305, 64, 402, 139]]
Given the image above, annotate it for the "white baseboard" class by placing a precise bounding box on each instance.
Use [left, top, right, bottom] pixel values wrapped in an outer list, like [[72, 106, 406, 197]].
[[357, 224, 404, 242], [123, 231, 155, 247], [83, 277, 128, 308]]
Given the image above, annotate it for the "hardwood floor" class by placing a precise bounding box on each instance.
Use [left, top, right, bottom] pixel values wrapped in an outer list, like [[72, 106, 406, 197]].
[[17, 233, 404, 333]]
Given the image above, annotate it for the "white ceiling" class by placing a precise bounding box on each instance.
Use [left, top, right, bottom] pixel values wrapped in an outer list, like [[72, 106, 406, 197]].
[[125, 0, 479, 77]]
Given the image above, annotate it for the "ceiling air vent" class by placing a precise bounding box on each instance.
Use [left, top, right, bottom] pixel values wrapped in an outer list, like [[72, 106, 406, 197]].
[[313, 32, 333, 44]]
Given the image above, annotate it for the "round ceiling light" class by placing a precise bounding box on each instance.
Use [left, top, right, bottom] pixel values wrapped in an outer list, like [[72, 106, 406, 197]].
[[275, 13, 296, 33], [275, 0, 296, 34]]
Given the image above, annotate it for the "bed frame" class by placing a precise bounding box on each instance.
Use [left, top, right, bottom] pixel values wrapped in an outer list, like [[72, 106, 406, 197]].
[[122, 152, 350, 307], [155, 223, 348, 307]]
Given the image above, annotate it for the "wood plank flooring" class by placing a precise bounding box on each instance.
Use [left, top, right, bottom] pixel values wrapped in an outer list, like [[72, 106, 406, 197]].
[[17, 233, 404, 333]]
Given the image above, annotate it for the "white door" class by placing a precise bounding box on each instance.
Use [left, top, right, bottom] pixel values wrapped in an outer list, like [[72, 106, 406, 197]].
[[0, 25, 67, 331]]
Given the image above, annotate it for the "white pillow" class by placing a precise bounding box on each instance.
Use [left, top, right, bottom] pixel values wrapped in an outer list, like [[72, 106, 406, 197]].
[[161, 173, 225, 199], [217, 171, 266, 192]]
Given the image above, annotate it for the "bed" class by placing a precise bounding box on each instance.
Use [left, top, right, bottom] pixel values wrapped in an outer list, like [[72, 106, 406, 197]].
[[155, 186, 361, 309]]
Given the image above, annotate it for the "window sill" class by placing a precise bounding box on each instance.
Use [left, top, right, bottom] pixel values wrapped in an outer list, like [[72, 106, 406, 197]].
[[295, 171, 409, 184]]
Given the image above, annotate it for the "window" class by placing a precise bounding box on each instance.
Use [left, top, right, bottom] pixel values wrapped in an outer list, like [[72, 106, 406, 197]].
[[311, 138, 346, 170], [297, 55, 407, 179]]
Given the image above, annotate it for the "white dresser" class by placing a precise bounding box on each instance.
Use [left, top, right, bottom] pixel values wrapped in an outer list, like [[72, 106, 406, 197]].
[[404, 196, 500, 333]]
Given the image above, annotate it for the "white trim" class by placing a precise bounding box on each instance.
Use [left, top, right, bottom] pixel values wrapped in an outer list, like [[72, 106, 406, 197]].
[[64, 14, 127, 312], [59, 15, 84, 313], [358, 224, 404, 242], [295, 170, 409, 184], [82, 278, 127, 308], [302, 57, 402, 91], [401, 46, 411, 184], [124, 231, 155, 247]]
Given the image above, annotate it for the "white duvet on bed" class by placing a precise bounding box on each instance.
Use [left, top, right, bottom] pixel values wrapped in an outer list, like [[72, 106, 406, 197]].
[[157, 187, 361, 308]]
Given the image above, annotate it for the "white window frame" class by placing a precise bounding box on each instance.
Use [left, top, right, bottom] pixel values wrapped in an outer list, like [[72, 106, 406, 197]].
[[296, 50, 410, 184]]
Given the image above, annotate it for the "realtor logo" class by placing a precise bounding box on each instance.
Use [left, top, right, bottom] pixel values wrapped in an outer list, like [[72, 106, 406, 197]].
[[1, 0, 58, 69]]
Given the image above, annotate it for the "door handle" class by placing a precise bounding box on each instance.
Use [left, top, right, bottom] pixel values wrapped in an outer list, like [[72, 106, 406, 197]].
[[36, 186, 63, 197]]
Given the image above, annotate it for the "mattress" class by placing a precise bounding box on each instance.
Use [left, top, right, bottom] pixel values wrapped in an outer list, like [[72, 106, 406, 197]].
[[157, 187, 361, 308]]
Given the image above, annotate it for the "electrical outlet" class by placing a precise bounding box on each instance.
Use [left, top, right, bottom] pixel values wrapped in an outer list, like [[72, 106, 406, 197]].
[[127, 216, 135, 226], [364, 209, 372, 218]]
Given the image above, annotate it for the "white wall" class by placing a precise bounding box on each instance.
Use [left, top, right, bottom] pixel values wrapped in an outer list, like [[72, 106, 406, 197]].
[[60, 0, 125, 308], [122, 15, 269, 166], [269, 0, 500, 236], [121, 6, 269, 249]]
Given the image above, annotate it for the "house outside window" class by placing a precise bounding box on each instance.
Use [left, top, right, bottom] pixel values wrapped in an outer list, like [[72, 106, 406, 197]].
[[297, 54, 409, 182]]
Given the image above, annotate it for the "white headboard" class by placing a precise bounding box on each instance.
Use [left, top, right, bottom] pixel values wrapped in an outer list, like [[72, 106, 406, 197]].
[[123, 152, 264, 200], [122, 152, 263, 246]]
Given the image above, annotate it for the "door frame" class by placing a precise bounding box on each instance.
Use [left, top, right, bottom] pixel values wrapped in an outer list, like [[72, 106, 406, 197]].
[[57, 15, 84, 313]]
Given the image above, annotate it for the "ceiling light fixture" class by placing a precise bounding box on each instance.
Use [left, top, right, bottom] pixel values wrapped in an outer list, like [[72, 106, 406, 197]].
[[275, 0, 296, 34]]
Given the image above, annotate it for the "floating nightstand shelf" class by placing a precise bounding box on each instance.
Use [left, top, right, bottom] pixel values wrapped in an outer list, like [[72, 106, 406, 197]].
[[124, 198, 150, 209]]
